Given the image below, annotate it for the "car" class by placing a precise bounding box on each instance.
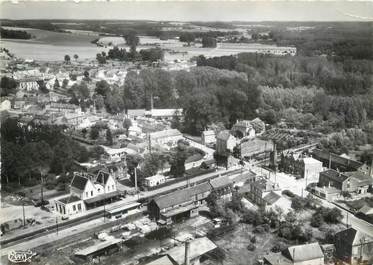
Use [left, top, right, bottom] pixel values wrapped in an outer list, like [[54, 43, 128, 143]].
[[61, 216, 69, 221]]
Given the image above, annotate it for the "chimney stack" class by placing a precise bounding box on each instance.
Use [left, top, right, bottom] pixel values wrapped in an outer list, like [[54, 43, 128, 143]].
[[184, 240, 190, 265]]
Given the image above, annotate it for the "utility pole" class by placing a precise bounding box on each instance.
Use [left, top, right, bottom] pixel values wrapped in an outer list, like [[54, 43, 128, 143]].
[[56, 217, 59, 235], [40, 174, 44, 205], [103, 187, 106, 223], [22, 203, 26, 227]]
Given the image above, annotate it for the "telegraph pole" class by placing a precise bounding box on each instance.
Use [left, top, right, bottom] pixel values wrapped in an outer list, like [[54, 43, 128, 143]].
[[56, 217, 59, 235], [22, 203, 26, 227]]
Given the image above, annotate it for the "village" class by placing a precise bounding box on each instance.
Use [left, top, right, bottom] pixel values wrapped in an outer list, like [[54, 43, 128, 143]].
[[1, 12, 373, 265]]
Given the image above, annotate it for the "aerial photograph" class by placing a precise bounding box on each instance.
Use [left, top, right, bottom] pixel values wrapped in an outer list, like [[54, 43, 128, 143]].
[[0, 0, 373, 264]]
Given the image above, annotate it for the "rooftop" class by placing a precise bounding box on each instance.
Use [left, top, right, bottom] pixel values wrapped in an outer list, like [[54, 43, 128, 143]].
[[167, 237, 217, 265], [216, 130, 232, 141], [150, 129, 182, 140], [71, 175, 89, 191], [320, 169, 348, 183], [285, 242, 324, 262], [58, 195, 81, 204], [75, 238, 123, 257]]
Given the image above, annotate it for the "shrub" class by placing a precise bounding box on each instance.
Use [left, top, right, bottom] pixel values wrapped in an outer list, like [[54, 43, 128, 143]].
[[247, 243, 256, 251], [250, 236, 257, 243], [311, 212, 324, 227]]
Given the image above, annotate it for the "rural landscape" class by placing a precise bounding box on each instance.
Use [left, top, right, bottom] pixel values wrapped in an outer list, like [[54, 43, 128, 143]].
[[1, 1, 373, 265]]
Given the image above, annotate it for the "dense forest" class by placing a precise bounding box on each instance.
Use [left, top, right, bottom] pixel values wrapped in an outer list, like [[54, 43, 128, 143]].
[[0, 119, 104, 190], [0, 27, 32, 39]]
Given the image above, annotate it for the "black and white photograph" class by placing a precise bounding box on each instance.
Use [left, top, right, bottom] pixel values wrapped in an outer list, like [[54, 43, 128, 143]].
[[0, 1, 373, 264]]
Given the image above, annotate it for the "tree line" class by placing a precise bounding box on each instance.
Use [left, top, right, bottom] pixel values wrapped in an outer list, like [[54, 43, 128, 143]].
[[1, 27, 32, 39]]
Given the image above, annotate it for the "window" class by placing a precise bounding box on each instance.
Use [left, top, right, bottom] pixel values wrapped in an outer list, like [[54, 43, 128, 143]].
[[77, 204, 81, 211], [112, 185, 114, 190], [73, 205, 76, 211], [98, 188, 101, 193], [108, 186, 110, 192], [86, 192, 88, 197], [91, 191, 93, 196]]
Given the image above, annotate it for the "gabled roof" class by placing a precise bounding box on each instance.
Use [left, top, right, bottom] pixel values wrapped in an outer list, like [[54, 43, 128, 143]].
[[285, 242, 324, 262], [153, 189, 191, 210], [96, 171, 111, 185], [210, 175, 233, 189], [320, 169, 348, 183], [145, 255, 174, 265], [71, 175, 89, 190], [167, 237, 217, 265], [335, 227, 373, 246], [189, 182, 211, 196], [263, 191, 281, 205], [344, 171, 373, 186]]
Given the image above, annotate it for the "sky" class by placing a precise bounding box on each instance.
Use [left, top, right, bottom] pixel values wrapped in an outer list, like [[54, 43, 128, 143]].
[[1, 1, 373, 21]]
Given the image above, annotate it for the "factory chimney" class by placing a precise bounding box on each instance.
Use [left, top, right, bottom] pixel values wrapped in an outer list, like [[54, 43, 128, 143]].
[[184, 240, 190, 265]]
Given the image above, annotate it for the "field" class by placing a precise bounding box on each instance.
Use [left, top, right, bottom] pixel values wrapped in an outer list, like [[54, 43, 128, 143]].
[[1, 26, 289, 62]]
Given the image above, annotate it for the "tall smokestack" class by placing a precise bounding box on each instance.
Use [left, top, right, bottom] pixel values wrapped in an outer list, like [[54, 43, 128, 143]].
[[184, 240, 190, 265], [150, 92, 154, 110]]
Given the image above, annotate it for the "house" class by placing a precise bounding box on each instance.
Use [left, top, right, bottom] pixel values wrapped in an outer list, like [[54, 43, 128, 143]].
[[144, 175, 166, 188], [201, 130, 216, 146], [148, 183, 211, 224], [54, 171, 119, 215], [149, 129, 183, 147], [209, 175, 234, 200], [231, 120, 255, 138], [247, 178, 279, 207], [102, 146, 137, 162], [263, 242, 324, 265], [318, 169, 372, 194], [216, 130, 236, 156], [334, 227, 373, 265], [240, 138, 274, 159], [301, 157, 323, 182], [166, 237, 217, 265], [146, 108, 183, 120], [45, 103, 81, 114], [18, 78, 39, 91], [1, 99, 11, 111]]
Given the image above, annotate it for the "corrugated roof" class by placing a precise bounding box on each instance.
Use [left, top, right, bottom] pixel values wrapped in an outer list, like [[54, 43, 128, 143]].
[[71, 175, 88, 191], [344, 171, 372, 186], [75, 238, 123, 257], [286, 242, 324, 262], [189, 182, 211, 196]]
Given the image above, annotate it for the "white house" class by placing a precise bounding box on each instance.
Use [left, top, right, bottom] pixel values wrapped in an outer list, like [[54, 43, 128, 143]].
[[144, 174, 166, 187], [54, 171, 119, 216], [0, 100, 11, 111], [149, 129, 183, 147], [102, 146, 137, 161], [201, 130, 216, 146], [302, 157, 323, 182]]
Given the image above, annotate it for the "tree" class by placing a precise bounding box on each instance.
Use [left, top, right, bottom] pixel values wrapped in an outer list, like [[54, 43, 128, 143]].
[[96, 53, 106, 64], [123, 118, 132, 135], [179, 32, 195, 45], [64, 54, 71, 64], [106, 128, 113, 146], [90, 126, 100, 140], [62, 79, 69, 89], [73, 54, 79, 61], [170, 140, 188, 177], [125, 31, 140, 47], [311, 212, 323, 227], [95, 80, 110, 96], [1, 76, 18, 96], [51, 139, 73, 174], [202, 37, 217, 48], [53, 79, 60, 90], [95, 95, 105, 110], [83, 70, 90, 82], [141, 153, 162, 178]]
